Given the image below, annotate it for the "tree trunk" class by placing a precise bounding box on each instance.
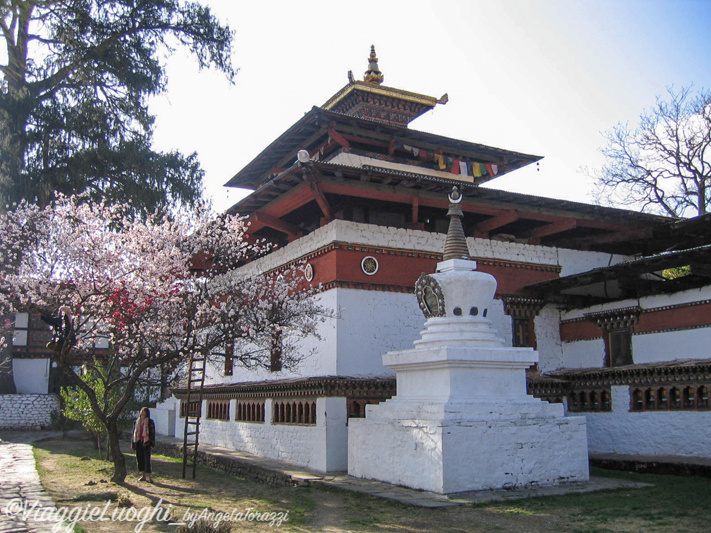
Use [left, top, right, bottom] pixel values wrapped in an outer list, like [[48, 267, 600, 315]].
[[0, 340, 17, 394], [106, 417, 127, 483], [0, 85, 33, 207]]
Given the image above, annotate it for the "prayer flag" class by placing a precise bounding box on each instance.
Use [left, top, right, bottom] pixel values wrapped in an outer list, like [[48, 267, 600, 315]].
[[472, 162, 482, 177], [451, 158, 461, 175]]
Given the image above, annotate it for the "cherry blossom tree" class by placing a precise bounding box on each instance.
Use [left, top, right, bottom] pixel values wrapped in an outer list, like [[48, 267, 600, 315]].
[[0, 196, 327, 483]]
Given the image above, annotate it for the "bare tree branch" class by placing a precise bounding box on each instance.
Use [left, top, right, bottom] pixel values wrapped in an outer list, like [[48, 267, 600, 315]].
[[591, 85, 711, 218]]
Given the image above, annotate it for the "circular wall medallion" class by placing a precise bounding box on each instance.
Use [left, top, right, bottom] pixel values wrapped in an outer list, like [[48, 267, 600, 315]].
[[304, 263, 314, 282], [361, 256, 379, 276]]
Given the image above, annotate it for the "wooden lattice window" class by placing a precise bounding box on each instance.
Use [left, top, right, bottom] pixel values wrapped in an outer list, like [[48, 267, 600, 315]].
[[180, 400, 202, 418], [568, 388, 612, 412], [206, 400, 230, 421], [272, 400, 316, 425], [235, 401, 265, 423], [629, 386, 710, 412]]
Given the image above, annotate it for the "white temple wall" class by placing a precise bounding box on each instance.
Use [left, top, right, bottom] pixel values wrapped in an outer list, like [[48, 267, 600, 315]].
[[583, 385, 711, 458], [153, 396, 179, 437], [535, 306, 564, 373], [12, 358, 50, 394], [203, 291, 339, 385], [633, 329, 711, 364], [334, 289, 420, 377], [563, 339, 606, 369], [640, 285, 711, 309], [169, 397, 348, 472], [0, 393, 60, 429], [554, 248, 629, 277]]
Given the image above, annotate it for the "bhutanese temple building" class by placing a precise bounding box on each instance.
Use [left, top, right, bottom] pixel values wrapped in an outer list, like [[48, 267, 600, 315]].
[[154, 46, 710, 473]]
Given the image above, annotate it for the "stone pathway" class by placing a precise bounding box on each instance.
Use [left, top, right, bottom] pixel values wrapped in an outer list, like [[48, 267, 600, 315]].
[[0, 432, 67, 533]]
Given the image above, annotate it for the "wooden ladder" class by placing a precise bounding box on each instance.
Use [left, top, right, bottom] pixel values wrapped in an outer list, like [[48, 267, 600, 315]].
[[181, 352, 205, 479]]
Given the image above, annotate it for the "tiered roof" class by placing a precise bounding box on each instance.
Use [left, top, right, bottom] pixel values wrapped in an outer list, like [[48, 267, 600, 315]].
[[224, 47, 674, 255]]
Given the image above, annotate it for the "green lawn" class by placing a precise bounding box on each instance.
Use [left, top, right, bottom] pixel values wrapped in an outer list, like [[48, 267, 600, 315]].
[[31, 435, 711, 533]]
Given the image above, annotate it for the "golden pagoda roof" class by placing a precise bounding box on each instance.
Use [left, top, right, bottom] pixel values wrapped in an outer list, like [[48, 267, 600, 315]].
[[321, 46, 447, 127]]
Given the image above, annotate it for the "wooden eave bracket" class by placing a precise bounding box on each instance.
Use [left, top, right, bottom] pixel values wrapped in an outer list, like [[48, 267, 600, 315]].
[[306, 174, 335, 222], [476, 210, 520, 233], [328, 127, 351, 150], [252, 212, 303, 240], [525, 219, 578, 240]]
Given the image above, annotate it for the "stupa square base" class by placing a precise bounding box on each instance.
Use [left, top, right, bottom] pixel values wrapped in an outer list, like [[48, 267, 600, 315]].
[[348, 406, 589, 494]]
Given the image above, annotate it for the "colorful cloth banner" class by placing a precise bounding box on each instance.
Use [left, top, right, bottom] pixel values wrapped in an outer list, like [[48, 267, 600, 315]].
[[486, 163, 498, 176]]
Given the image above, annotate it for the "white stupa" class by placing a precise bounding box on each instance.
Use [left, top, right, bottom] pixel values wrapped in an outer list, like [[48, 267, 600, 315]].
[[348, 187, 589, 494]]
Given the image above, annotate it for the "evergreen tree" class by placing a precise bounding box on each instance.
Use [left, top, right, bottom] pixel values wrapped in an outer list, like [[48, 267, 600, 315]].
[[0, 0, 235, 214]]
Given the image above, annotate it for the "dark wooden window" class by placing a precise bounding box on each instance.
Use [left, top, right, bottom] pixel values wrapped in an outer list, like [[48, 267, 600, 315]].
[[512, 317, 536, 348], [606, 329, 633, 367]]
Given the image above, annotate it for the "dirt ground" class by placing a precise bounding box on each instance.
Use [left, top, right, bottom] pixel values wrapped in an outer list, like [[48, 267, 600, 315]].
[[30, 434, 711, 532]]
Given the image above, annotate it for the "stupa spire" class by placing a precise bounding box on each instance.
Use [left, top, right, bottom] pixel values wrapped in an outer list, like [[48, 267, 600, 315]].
[[364, 45, 384, 85], [442, 187, 471, 261]]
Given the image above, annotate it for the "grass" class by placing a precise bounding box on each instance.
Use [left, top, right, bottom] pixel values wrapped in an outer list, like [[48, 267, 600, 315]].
[[30, 433, 711, 532]]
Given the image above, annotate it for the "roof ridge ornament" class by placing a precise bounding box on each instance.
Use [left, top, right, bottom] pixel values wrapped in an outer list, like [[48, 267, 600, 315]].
[[364, 45, 384, 85]]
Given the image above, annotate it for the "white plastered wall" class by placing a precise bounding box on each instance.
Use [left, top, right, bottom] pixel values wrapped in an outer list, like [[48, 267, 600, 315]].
[[583, 385, 711, 458], [162, 396, 348, 472], [12, 358, 50, 394]]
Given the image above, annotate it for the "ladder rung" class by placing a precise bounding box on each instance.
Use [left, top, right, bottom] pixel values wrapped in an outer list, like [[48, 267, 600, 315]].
[[182, 357, 205, 479]]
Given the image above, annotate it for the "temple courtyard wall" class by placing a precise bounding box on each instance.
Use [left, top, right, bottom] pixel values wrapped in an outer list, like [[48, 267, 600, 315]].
[[0, 394, 60, 429], [149, 219, 711, 473], [156, 396, 349, 472]]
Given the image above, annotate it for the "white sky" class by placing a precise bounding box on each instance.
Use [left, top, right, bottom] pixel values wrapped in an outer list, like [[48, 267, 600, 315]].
[[150, 0, 711, 213]]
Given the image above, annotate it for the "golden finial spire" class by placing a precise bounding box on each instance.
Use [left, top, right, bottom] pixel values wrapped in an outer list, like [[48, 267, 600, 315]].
[[442, 187, 471, 261], [364, 45, 384, 85]]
